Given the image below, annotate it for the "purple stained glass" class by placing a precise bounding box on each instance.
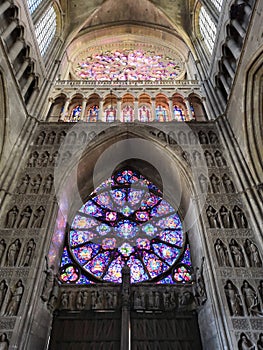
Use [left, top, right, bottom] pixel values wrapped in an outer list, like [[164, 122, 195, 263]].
[[71, 215, 98, 229], [141, 193, 160, 208], [80, 201, 104, 217], [181, 247, 192, 266], [110, 189, 126, 206], [127, 256, 149, 283], [157, 214, 182, 229], [102, 238, 116, 250], [93, 192, 113, 208], [60, 247, 74, 266], [151, 201, 174, 216], [152, 243, 179, 265], [157, 230, 183, 247], [120, 206, 134, 217], [70, 230, 97, 246], [157, 275, 175, 284], [76, 274, 94, 284], [141, 223, 158, 237], [106, 211, 117, 221], [135, 211, 149, 222], [72, 243, 100, 265], [173, 265, 191, 282], [115, 220, 138, 239], [103, 256, 124, 283], [96, 223, 112, 236], [142, 252, 167, 278], [128, 189, 144, 207], [84, 251, 111, 277], [136, 238, 150, 250], [118, 242, 134, 257]]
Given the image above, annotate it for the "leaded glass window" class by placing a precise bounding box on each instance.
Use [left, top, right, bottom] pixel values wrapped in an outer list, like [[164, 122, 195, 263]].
[[155, 105, 169, 122], [68, 105, 82, 122], [173, 105, 186, 121], [87, 105, 99, 122], [27, 0, 44, 14], [199, 6, 217, 54], [35, 5, 57, 56], [210, 0, 223, 12], [59, 169, 193, 284], [138, 105, 152, 122], [121, 105, 134, 122]]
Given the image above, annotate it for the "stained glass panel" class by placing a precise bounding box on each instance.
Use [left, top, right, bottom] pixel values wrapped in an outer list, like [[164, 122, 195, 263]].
[[59, 169, 192, 284]]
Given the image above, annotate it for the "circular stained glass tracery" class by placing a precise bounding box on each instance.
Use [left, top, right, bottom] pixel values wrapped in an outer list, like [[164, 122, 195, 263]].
[[59, 170, 192, 284]]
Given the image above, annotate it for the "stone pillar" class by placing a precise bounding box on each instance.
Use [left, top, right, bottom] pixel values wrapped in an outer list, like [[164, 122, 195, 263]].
[[61, 98, 70, 120], [168, 98, 174, 120], [9, 38, 24, 62], [231, 19, 246, 38], [27, 87, 39, 110], [121, 266, 131, 350], [41, 97, 54, 121], [99, 98, 104, 121], [80, 98, 87, 121], [2, 19, 17, 41], [117, 98, 122, 122], [222, 59, 235, 79], [134, 98, 139, 121], [226, 38, 240, 60], [219, 74, 230, 95], [21, 73, 34, 96], [0, 1, 10, 16], [151, 98, 155, 122], [16, 58, 30, 81], [185, 97, 194, 121]]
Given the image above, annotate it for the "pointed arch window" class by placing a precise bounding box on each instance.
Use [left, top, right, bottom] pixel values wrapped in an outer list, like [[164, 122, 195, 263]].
[[59, 169, 193, 284], [35, 5, 57, 55], [27, 0, 45, 14], [210, 0, 223, 12], [199, 6, 217, 54]]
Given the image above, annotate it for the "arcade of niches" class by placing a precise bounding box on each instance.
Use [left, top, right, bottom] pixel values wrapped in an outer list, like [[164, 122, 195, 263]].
[[0, 1, 263, 350]]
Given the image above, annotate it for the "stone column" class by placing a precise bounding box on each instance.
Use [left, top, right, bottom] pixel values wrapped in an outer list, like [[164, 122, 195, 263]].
[[0, 1, 10, 16], [120, 266, 131, 350], [99, 98, 104, 121], [231, 19, 246, 38], [41, 97, 54, 121], [134, 98, 139, 121], [168, 98, 174, 120], [226, 38, 240, 60], [21, 73, 34, 96], [80, 98, 88, 121], [16, 58, 30, 81], [222, 59, 235, 79], [185, 97, 194, 121], [61, 98, 70, 120], [2, 19, 17, 41], [26, 87, 39, 110], [151, 98, 155, 122], [219, 74, 230, 95], [117, 98, 122, 122], [9, 38, 24, 62]]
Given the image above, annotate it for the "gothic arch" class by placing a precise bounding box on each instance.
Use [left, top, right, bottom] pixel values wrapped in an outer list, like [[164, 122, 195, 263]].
[[0, 70, 7, 165]]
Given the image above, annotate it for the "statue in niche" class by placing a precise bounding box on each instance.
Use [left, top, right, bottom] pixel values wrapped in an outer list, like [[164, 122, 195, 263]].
[[168, 131, 177, 145], [210, 174, 221, 193], [0, 280, 8, 310], [67, 132, 76, 144], [182, 151, 190, 164], [229, 239, 245, 267], [47, 283, 59, 312], [91, 290, 96, 309], [188, 131, 197, 144], [198, 131, 208, 144], [0, 240, 6, 265], [21, 239, 35, 267], [30, 174, 42, 194], [36, 131, 45, 145], [238, 333, 255, 350], [208, 131, 219, 144], [193, 257, 207, 305], [233, 206, 248, 228], [27, 152, 38, 167], [79, 131, 87, 144], [147, 290, 155, 308], [199, 174, 209, 193], [220, 206, 233, 228], [133, 290, 144, 309], [50, 151, 59, 167], [206, 206, 221, 228], [17, 206, 32, 228], [60, 291, 70, 309], [222, 174, 235, 193], [5, 279, 24, 316], [257, 333, 263, 350], [31, 206, 45, 228], [61, 151, 71, 163], [179, 291, 195, 308], [153, 291, 160, 309], [241, 280, 260, 316], [163, 290, 173, 309], [244, 239, 262, 267], [204, 151, 215, 167], [214, 239, 231, 266], [42, 175, 53, 194], [178, 131, 187, 144], [41, 258, 55, 302], [214, 151, 226, 167], [224, 280, 243, 316], [5, 239, 21, 267], [105, 290, 115, 309], [38, 152, 49, 167], [0, 333, 9, 350], [157, 131, 167, 142], [6, 206, 18, 228], [76, 291, 83, 310], [47, 131, 56, 145], [258, 280, 263, 303], [57, 131, 66, 144], [17, 175, 30, 194], [193, 151, 201, 165]]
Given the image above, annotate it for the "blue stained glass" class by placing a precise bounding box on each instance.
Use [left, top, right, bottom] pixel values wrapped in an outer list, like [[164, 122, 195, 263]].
[[136, 238, 150, 250], [116, 170, 139, 184], [60, 247, 74, 266], [80, 201, 104, 217], [71, 215, 98, 229], [128, 189, 145, 207], [152, 243, 179, 265], [151, 201, 174, 216], [102, 238, 116, 250], [141, 223, 158, 237], [110, 189, 127, 206], [135, 211, 149, 222], [72, 243, 100, 265], [142, 252, 167, 278], [157, 214, 182, 229], [118, 243, 134, 257], [84, 251, 111, 277], [96, 223, 112, 236], [157, 230, 183, 247], [127, 256, 149, 283], [70, 230, 97, 246], [93, 192, 113, 209], [120, 206, 134, 217], [141, 193, 160, 208], [103, 256, 124, 283], [115, 220, 138, 239], [76, 274, 94, 284], [157, 275, 175, 284], [181, 247, 192, 266]]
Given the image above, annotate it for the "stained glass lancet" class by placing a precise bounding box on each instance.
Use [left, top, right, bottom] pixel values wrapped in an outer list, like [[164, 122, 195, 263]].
[[59, 169, 193, 284], [199, 6, 217, 54], [27, 0, 45, 14], [210, 0, 223, 12], [35, 5, 57, 56]]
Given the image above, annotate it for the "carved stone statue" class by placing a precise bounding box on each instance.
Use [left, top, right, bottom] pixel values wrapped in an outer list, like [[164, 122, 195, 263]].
[[238, 333, 255, 350], [229, 239, 245, 267], [210, 174, 221, 193], [38, 152, 50, 167], [17, 206, 32, 228], [6, 239, 21, 267], [241, 280, 260, 316], [244, 239, 262, 267], [258, 280, 263, 303], [214, 239, 231, 266], [193, 257, 207, 305], [27, 152, 38, 167], [21, 239, 35, 267], [257, 333, 263, 350], [0, 240, 6, 265], [189, 131, 197, 144], [0, 333, 9, 350], [47, 131, 56, 145], [219, 206, 233, 228], [199, 174, 209, 193], [178, 131, 187, 144], [60, 291, 70, 309], [36, 131, 45, 145], [0, 280, 8, 310], [5, 279, 24, 316], [57, 131, 66, 144], [208, 131, 219, 144], [222, 174, 235, 193], [42, 175, 53, 194], [41, 258, 55, 302], [6, 206, 18, 228], [214, 151, 226, 167], [233, 206, 248, 228], [31, 206, 45, 228], [76, 291, 83, 310], [134, 290, 145, 309], [50, 151, 59, 167], [206, 206, 220, 228], [30, 175, 42, 194], [204, 151, 214, 167], [47, 283, 59, 312], [193, 151, 201, 165], [17, 175, 30, 194], [224, 280, 243, 316], [199, 131, 208, 144]]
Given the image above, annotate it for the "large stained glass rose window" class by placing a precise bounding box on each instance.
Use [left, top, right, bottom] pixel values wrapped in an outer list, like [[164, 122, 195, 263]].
[[59, 170, 192, 284]]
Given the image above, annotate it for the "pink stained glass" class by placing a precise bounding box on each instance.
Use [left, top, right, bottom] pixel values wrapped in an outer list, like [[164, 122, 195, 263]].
[[71, 215, 98, 229], [135, 211, 149, 222], [156, 214, 182, 229], [103, 256, 124, 283], [72, 244, 100, 265], [157, 230, 183, 247], [93, 192, 113, 209], [173, 266, 192, 282], [152, 243, 179, 266], [138, 105, 151, 122], [121, 105, 134, 122], [84, 251, 111, 277], [110, 189, 126, 206], [60, 265, 79, 282], [128, 189, 144, 207], [141, 193, 161, 208], [136, 238, 150, 250], [102, 238, 116, 250], [106, 211, 117, 222], [127, 256, 149, 283], [142, 252, 167, 278]]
